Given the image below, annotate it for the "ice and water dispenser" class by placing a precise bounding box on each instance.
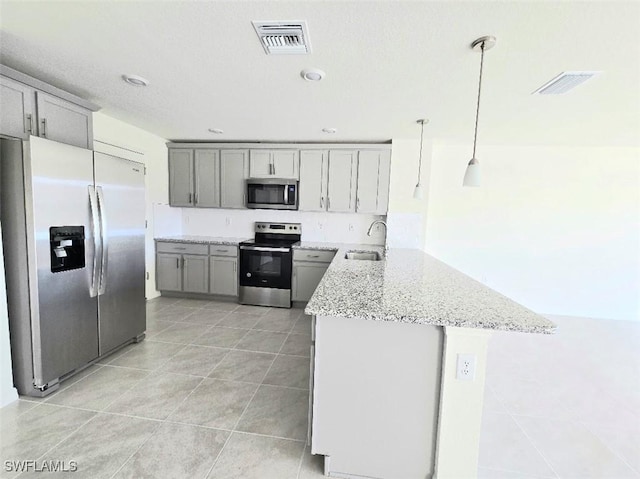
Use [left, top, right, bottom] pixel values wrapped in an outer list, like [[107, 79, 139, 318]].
[[49, 226, 85, 273]]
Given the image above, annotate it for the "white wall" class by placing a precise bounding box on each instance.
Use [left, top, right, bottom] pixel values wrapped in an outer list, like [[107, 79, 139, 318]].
[[181, 208, 386, 245], [92, 112, 169, 299], [0, 220, 18, 407], [424, 144, 640, 321], [386, 138, 431, 249]]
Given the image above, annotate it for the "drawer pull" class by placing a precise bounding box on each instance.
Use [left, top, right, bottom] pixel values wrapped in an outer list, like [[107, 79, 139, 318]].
[[174, 247, 187, 251], [307, 255, 320, 258], [216, 248, 229, 252]]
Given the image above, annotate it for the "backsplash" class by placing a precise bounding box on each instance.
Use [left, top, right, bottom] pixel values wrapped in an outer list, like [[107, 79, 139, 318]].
[[153, 205, 386, 245]]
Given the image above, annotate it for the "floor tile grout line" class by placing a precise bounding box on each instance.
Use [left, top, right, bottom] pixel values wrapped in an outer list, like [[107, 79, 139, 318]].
[[106, 417, 165, 479], [509, 413, 561, 478], [579, 418, 640, 475], [24, 408, 100, 476], [38, 363, 105, 404]]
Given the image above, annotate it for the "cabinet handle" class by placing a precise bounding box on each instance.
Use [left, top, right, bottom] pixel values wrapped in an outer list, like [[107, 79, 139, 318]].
[[176, 258, 179, 269], [308, 255, 320, 259], [188, 192, 192, 204], [272, 162, 276, 175], [357, 197, 360, 210], [327, 197, 331, 209], [40, 118, 47, 138], [25, 114, 33, 134], [233, 262, 236, 273], [320, 197, 324, 209], [194, 192, 198, 205]]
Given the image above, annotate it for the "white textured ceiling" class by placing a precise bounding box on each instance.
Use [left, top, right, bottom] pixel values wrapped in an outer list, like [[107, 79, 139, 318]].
[[1, 1, 639, 146]]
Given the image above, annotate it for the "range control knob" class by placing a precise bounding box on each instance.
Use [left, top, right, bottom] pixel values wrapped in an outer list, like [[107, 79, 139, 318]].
[[246, 272, 252, 277]]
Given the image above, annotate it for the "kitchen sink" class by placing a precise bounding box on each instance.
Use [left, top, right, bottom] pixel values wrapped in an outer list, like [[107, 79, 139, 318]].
[[344, 251, 382, 261]]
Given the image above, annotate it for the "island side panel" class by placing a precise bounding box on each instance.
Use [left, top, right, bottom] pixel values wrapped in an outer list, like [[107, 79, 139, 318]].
[[434, 326, 492, 479], [311, 315, 444, 479]]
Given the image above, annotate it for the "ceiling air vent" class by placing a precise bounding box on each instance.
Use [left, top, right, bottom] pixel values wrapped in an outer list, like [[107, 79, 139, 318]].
[[533, 71, 600, 95], [252, 21, 311, 55]]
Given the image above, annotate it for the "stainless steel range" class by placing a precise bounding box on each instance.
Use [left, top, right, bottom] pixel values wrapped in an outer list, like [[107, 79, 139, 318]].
[[239, 222, 301, 308]]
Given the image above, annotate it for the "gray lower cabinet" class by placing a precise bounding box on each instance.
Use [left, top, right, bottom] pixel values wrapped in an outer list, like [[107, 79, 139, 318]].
[[156, 253, 183, 291], [183, 254, 209, 293], [0, 72, 94, 149], [156, 242, 209, 294], [292, 249, 336, 302], [209, 245, 238, 296]]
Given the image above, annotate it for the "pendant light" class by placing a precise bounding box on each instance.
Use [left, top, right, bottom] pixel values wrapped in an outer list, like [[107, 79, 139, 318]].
[[414, 118, 428, 199], [463, 36, 496, 187]]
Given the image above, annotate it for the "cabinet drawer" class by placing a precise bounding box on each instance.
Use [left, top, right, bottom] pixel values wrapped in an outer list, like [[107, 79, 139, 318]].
[[209, 245, 238, 257], [156, 242, 208, 255], [293, 249, 336, 263]]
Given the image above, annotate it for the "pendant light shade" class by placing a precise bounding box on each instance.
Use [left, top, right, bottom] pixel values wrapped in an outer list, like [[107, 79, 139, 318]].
[[462, 158, 480, 187], [414, 119, 428, 199], [463, 36, 496, 187]]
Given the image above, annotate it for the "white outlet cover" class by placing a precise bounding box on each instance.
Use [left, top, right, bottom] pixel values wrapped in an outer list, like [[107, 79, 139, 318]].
[[456, 353, 476, 381]]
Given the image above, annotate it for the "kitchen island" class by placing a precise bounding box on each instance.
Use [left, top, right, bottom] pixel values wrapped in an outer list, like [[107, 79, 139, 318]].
[[305, 247, 555, 479]]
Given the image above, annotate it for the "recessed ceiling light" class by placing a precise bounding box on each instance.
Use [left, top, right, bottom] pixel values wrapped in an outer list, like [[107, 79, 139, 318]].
[[301, 68, 325, 82], [122, 74, 149, 87], [322, 128, 337, 134], [533, 71, 600, 95], [208, 128, 224, 134]]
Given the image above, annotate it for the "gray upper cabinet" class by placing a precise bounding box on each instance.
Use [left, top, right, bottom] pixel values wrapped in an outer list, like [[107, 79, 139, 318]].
[[221, 149, 249, 208], [35, 91, 93, 149], [169, 149, 195, 207], [0, 76, 35, 140], [356, 150, 391, 214], [0, 72, 95, 149], [194, 149, 220, 207], [249, 149, 299, 179], [298, 150, 328, 212], [327, 150, 357, 212]]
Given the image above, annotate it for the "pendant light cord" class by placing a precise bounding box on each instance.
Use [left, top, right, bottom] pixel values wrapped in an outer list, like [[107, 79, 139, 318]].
[[417, 120, 424, 183], [472, 42, 485, 159]]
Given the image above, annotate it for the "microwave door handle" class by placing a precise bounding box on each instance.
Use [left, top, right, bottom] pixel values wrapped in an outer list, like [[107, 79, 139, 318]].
[[283, 184, 288, 205]]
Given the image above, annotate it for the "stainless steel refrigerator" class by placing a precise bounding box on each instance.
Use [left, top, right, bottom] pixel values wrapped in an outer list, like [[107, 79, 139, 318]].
[[0, 136, 146, 397]]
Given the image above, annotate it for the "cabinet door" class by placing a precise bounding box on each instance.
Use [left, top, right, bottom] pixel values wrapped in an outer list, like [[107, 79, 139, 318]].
[[327, 150, 357, 212], [220, 149, 249, 208], [292, 263, 329, 302], [157, 253, 182, 291], [35, 91, 92, 149], [169, 149, 194, 207], [356, 150, 391, 214], [249, 150, 272, 177], [299, 150, 328, 211], [194, 149, 220, 207], [356, 151, 382, 213], [210, 256, 238, 296], [272, 150, 299, 179], [0, 76, 36, 140], [183, 254, 209, 293]]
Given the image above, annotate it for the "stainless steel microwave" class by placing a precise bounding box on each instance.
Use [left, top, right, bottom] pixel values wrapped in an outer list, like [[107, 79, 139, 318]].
[[246, 178, 298, 210]]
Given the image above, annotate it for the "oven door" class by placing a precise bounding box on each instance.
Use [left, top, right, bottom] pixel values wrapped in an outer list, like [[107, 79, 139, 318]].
[[246, 180, 297, 210], [239, 245, 293, 289]]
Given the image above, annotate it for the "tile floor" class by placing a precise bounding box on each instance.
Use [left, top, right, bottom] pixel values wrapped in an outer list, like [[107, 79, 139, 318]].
[[1, 299, 638, 478]]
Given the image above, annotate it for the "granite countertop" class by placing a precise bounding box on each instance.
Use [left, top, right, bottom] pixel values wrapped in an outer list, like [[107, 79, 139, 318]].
[[155, 235, 248, 245], [305, 247, 556, 334], [293, 241, 382, 252]]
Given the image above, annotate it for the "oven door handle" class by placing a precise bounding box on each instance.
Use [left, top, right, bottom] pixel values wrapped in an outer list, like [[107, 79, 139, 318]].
[[240, 245, 290, 253]]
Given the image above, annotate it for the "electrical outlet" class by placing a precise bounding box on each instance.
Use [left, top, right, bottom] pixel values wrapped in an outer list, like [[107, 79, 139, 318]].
[[456, 354, 476, 381], [348, 223, 354, 231], [225, 217, 231, 226], [317, 221, 323, 230]]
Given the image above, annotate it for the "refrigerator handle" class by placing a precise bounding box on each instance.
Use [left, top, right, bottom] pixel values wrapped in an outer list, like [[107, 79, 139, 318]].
[[96, 186, 109, 296], [88, 186, 101, 297]]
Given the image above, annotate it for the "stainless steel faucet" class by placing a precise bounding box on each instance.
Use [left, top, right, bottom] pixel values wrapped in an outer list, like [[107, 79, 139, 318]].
[[367, 220, 389, 255]]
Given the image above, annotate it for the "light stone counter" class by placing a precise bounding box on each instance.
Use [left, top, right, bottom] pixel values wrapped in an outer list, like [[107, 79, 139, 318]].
[[155, 235, 248, 245], [305, 247, 555, 334]]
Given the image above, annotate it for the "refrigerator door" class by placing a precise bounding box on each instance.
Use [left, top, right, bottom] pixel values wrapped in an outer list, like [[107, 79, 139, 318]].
[[94, 152, 146, 354], [28, 137, 99, 387]]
